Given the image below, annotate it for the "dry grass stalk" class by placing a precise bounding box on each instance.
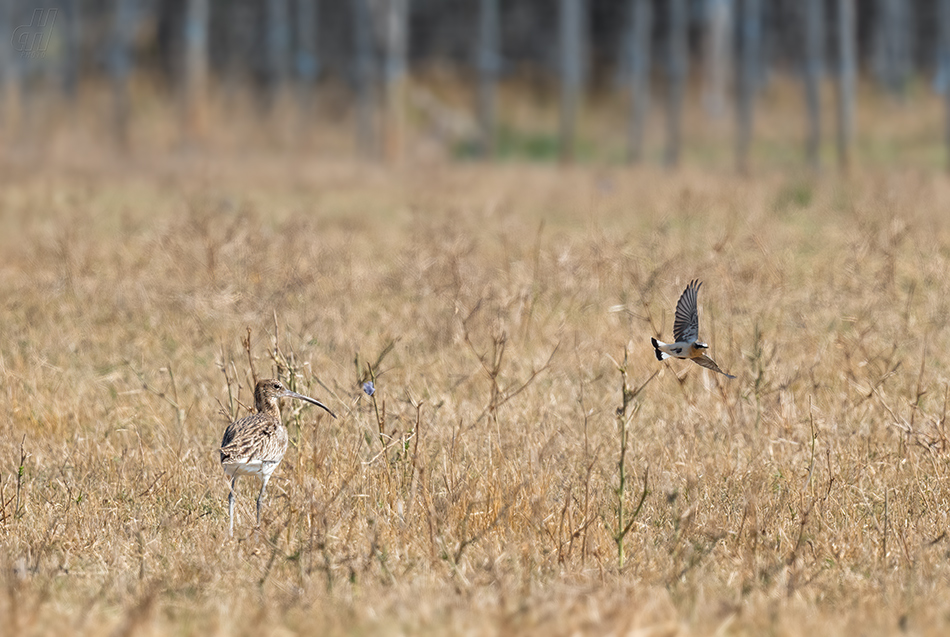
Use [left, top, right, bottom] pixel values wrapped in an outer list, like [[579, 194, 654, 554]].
[[2, 160, 950, 634]]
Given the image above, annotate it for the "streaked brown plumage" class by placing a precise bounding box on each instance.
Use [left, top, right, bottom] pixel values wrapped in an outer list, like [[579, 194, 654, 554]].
[[220, 378, 335, 537]]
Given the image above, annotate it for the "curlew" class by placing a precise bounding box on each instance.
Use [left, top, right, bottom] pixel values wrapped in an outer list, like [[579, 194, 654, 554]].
[[219, 378, 336, 537], [650, 279, 736, 378]]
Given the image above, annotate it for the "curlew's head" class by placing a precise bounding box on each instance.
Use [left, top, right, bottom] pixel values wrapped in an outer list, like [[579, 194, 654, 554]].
[[253, 378, 336, 419]]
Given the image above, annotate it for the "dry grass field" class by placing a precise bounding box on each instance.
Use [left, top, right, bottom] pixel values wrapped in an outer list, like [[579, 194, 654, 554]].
[[2, 147, 950, 636]]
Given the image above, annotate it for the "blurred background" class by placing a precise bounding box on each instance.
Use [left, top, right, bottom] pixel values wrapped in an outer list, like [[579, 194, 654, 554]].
[[1, 0, 949, 171]]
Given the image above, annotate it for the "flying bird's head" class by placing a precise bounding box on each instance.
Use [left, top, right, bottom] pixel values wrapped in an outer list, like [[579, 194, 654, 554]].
[[695, 341, 709, 349]]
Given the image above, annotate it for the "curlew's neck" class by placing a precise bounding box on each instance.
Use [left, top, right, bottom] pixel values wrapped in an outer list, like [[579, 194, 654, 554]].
[[254, 392, 282, 419]]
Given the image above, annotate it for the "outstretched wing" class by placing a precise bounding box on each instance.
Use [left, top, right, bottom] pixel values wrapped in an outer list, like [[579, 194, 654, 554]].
[[672, 279, 701, 343], [692, 354, 736, 379]]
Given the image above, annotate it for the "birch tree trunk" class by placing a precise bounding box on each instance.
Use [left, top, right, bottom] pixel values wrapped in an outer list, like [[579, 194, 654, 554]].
[[383, 0, 408, 164], [111, 0, 137, 150], [476, 0, 500, 159], [295, 0, 320, 116], [61, 0, 80, 102], [874, 0, 911, 97], [665, 0, 687, 167], [941, 0, 950, 172], [266, 0, 291, 106], [703, 0, 731, 119], [803, 0, 823, 170], [836, 0, 855, 171], [184, 0, 209, 143], [736, 0, 761, 174], [627, 0, 651, 164], [354, 0, 377, 158], [559, 0, 584, 164], [0, 0, 19, 137]]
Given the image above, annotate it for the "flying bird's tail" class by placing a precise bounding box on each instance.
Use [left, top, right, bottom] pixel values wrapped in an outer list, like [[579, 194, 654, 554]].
[[650, 337, 668, 361]]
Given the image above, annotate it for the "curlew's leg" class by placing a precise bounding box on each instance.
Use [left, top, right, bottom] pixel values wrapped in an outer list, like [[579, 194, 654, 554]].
[[228, 476, 237, 537], [256, 476, 268, 526]]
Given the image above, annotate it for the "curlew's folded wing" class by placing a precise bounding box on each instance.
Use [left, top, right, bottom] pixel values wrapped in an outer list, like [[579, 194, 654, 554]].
[[219, 414, 281, 464]]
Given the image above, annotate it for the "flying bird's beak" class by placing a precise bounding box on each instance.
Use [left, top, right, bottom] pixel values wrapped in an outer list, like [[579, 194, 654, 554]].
[[281, 388, 337, 419]]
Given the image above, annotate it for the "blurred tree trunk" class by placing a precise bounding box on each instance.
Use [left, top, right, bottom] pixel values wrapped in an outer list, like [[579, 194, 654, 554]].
[[111, 0, 138, 150], [802, 0, 823, 171], [383, 0, 408, 164], [736, 0, 761, 174], [266, 0, 291, 107], [354, 0, 377, 158], [941, 0, 950, 173], [295, 0, 320, 116], [183, 0, 209, 144], [61, 0, 80, 103], [836, 0, 855, 171], [665, 0, 687, 167], [0, 0, 19, 137], [476, 0, 500, 159], [627, 0, 651, 164], [874, 0, 911, 97], [559, 0, 585, 164], [225, 0, 253, 99], [703, 0, 731, 119]]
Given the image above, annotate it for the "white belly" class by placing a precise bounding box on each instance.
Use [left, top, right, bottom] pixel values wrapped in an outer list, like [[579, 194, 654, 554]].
[[659, 340, 694, 359], [223, 458, 281, 480]]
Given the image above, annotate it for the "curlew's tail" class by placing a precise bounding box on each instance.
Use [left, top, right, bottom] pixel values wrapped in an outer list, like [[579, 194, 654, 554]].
[[650, 337, 669, 361]]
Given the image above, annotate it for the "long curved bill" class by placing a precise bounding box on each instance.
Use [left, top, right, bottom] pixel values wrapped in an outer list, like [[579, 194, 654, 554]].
[[281, 388, 337, 419]]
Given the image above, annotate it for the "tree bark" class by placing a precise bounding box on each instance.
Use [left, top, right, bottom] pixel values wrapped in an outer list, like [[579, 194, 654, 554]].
[[476, 0, 500, 159], [184, 0, 209, 143], [111, 0, 138, 150], [836, 0, 855, 172], [665, 0, 687, 168], [354, 0, 377, 159], [295, 0, 320, 115], [737, 0, 761, 174], [559, 0, 585, 164], [803, 0, 823, 171], [627, 0, 652, 163], [383, 0, 409, 164]]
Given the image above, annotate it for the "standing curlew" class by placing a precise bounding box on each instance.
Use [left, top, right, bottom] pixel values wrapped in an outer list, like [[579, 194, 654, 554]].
[[219, 378, 336, 537], [650, 279, 736, 378]]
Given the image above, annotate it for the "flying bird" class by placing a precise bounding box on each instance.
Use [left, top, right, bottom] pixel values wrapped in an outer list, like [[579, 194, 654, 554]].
[[650, 279, 736, 379], [220, 378, 336, 537]]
